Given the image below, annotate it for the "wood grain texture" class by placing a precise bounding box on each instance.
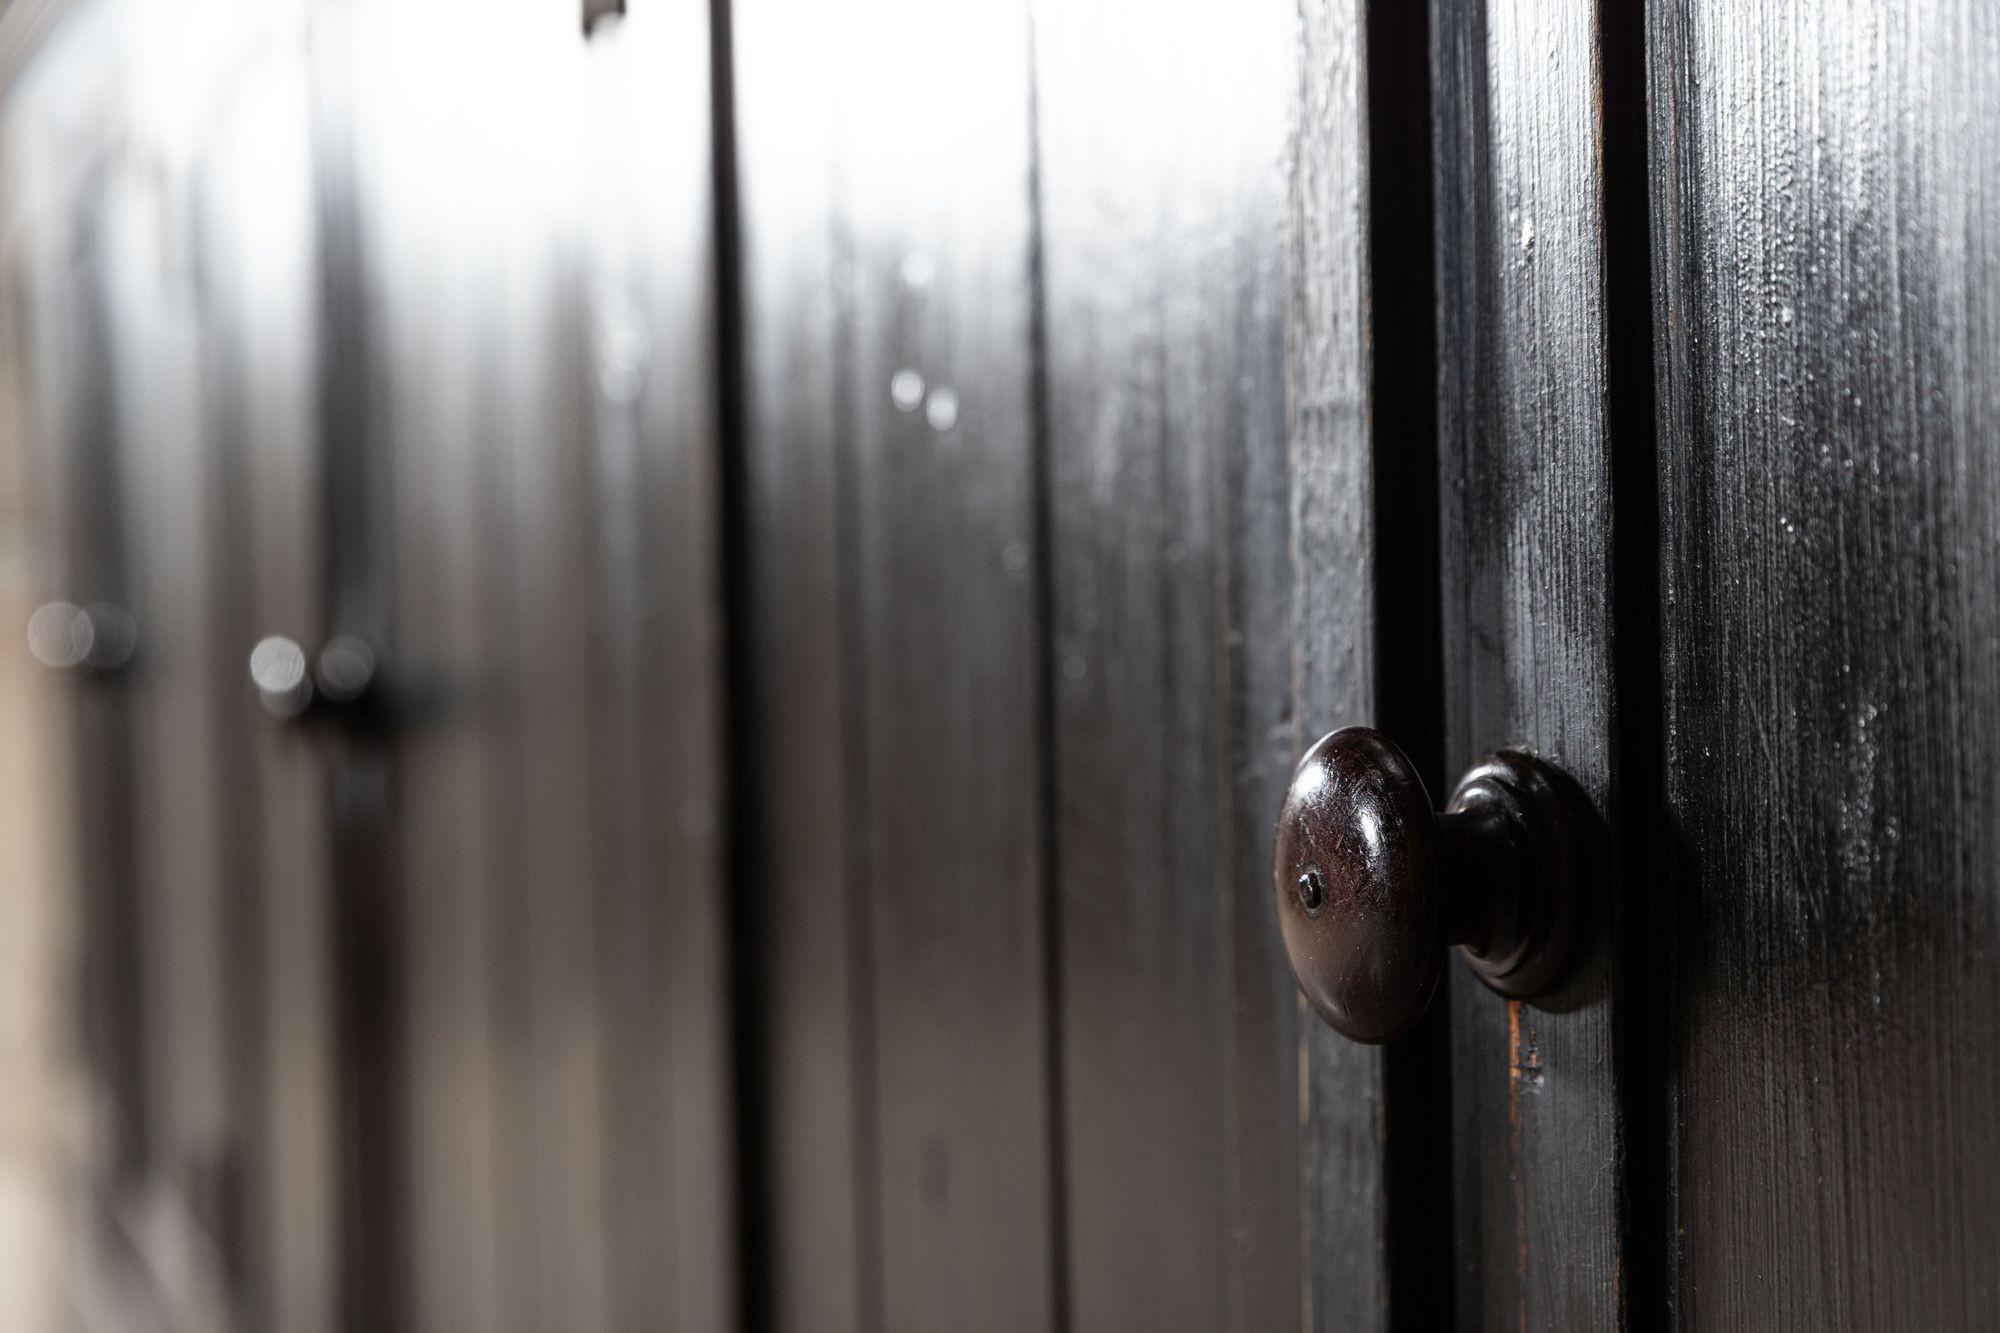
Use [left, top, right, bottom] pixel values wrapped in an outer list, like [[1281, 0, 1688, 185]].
[[735, 3, 1057, 1328], [1649, 1, 2000, 1323], [1292, 2, 1457, 1328], [1293, 7, 1384, 1324], [844, 4, 1056, 1324], [1033, 2, 1298, 1328], [1431, 0, 1626, 1324]]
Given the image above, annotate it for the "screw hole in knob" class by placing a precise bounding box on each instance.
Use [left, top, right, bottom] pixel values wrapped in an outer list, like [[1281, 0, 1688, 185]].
[[1297, 868, 1326, 917], [1271, 726, 1593, 1044]]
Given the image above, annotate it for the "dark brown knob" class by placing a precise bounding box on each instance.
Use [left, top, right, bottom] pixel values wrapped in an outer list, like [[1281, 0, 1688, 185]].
[[1273, 727, 1589, 1044]]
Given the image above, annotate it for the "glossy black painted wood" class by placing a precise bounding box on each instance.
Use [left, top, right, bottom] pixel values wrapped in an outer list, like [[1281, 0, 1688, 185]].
[[1293, 2, 1391, 1324], [739, 3, 1451, 1326], [1293, 4, 1454, 1329], [5, 4, 738, 1328], [33, 1, 2000, 1326], [1431, 0, 1641, 1323], [1034, 1, 1299, 1326], [1648, 1, 2000, 1322], [735, 3, 1058, 1328]]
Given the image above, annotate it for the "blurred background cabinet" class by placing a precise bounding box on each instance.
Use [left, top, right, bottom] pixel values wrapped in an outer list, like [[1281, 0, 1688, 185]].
[[2, 2, 733, 1327]]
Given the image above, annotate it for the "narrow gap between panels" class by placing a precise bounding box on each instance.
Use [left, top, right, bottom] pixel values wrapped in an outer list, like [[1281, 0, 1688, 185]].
[[309, 14, 409, 1324], [1363, 2, 1456, 1330], [1023, 10, 1074, 1330], [705, 1, 774, 1327], [1596, 0, 1676, 1325]]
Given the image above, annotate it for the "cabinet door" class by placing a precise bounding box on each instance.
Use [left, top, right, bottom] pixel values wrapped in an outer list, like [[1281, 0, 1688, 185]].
[[8, 7, 343, 1326], [1448, 0, 2000, 1320], [305, 1, 736, 1326], [734, 2, 1453, 1328], [1430, 0, 1654, 1323], [5, 2, 735, 1328], [1648, 1, 2000, 1322]]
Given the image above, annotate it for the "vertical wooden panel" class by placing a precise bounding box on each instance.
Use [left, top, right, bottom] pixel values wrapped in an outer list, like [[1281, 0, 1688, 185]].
[[193, 21, 322, 1328], [6, 13, 158, 1320], [733, 0, 869, 1327], [211, 18, 345, 1324], [845, 5, 1055, 1327], [1033, 2, 1298, 1329], [737, 2, 1056, 1327], [363, 8, 509, 1318], [1432, 0, 1630, 1324], [102, 145, 238, 1331], [1293, 2, 1452, 1328], [1293, 8, 1387, 1323], [307, 4, 411, 1322], [1649, 1, 2000, 1323], [582, 7, 736, 1329], [355, 2, 740, 1327], [229, 20, 344, 1320]]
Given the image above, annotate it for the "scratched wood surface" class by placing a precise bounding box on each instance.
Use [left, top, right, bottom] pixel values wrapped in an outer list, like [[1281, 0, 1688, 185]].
[[1649, 1, 2000, 1324], [1429, 0, 1647, 1323], [1292, 2, 1449, 1329]]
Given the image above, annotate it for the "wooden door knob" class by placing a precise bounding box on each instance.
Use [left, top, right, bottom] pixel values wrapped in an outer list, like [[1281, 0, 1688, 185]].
[[1273, 727, 1590, 1044]]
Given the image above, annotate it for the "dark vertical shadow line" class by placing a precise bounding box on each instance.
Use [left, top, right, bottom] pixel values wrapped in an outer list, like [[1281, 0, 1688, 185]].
[[1362, 2, 1454, 1329], [1597, 0, 1672, 1325], [1023, 12, 1072, 1331], [309, 12, 406, 1327], [705, 1, 771, 1328]]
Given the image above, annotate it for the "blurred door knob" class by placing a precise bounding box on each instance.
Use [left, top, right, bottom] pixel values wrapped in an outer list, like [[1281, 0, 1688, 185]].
[[26, 600, 137, 675], [250, 633, 379, 722]]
